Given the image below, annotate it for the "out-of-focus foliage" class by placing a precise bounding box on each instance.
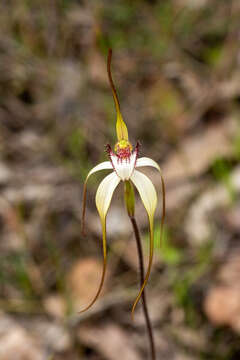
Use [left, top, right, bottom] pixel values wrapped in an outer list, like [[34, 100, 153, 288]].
[[1, 0, 240, 359]]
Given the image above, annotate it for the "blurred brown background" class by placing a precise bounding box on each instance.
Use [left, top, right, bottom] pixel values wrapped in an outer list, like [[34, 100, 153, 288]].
[[0, 0, 240, 359]]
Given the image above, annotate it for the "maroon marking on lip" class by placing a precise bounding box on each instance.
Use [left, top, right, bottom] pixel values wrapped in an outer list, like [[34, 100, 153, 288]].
[[115, 144, 132, 161], [105, 142, 141, 180]]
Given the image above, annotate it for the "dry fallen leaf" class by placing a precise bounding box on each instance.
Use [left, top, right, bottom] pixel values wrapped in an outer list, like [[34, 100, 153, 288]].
[[43, 294, 67, 319], [204, 285, 240, 328], [0, 315, 44, 360], [78, 323, 139, 360], [67, 257, 110, 311], [204, 249, 240, 332]]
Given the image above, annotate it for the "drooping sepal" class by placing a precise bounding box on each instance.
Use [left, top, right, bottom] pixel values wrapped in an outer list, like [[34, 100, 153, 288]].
[[80, 171, 120, 313], [130, 170, 157, 319], [136, 157, 166, 247]]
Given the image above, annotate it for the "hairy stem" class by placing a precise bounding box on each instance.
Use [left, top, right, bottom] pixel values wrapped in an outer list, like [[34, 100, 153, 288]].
[[129, 216, 156, 360]]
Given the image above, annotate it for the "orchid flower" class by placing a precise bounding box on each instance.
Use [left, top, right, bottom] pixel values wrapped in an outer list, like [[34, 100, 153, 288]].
[[81, 49, 165, 319]]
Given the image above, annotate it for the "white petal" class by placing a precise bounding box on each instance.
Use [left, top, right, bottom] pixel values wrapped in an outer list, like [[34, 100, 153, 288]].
[[130, 169, 157, 218], [136, 157, 160, 172], [86, 161, 113, 181], [82, 161, 113, 235], [96, 172, 120, 221], [111, 151, 137, 181]]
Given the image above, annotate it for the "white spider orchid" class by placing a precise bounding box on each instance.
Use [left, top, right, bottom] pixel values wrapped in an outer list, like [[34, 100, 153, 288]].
[[81, 49, 165, 318]]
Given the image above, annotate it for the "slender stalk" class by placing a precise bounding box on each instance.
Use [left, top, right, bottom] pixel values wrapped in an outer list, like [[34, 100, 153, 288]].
[[129, 215, 156, 360]]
